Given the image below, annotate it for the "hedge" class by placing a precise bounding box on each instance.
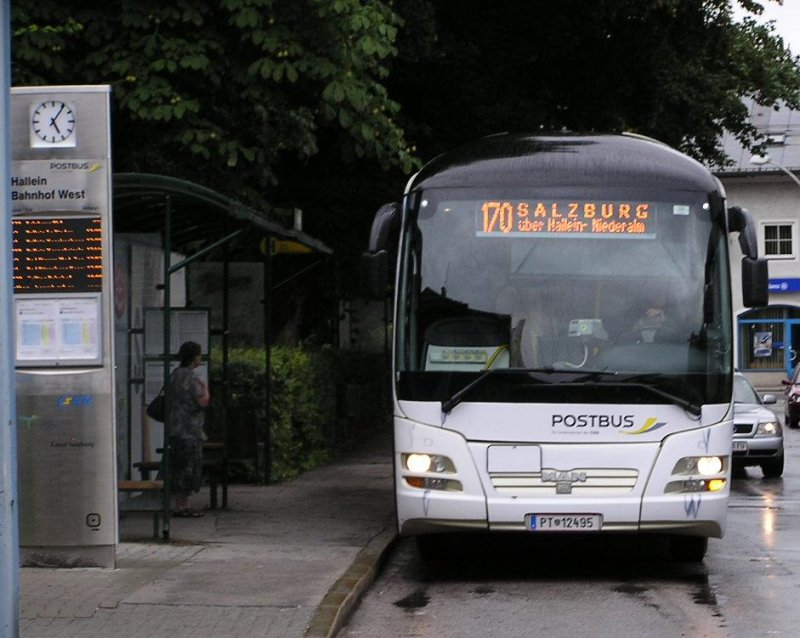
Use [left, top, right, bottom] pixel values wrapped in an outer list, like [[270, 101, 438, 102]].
[[210, 345, 388, 482]]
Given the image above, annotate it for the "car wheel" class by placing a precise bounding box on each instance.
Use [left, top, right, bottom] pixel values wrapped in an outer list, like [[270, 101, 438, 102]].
[[669, 535, 708, 563], [731, 463, 747, 478], [761, 455, 785, 479]]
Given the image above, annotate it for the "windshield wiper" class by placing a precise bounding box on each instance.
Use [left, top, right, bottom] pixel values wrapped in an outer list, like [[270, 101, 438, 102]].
[[441, 367, 589, 414], [568, 375, 701, 417], [441, 369, 701, 417], [626, 382, 701, 416], [562, 371, 701, 416]]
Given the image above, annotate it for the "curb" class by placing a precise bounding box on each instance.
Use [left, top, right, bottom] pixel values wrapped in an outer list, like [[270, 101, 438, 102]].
[[304, 520, 398, 638]]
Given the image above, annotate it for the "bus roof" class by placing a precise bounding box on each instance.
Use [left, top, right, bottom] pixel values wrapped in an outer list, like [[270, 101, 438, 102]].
[[408, 133, 719, 194]]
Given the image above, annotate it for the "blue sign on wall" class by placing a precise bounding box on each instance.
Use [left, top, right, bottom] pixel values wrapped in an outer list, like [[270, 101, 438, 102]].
[[768, 278, 800, 293]]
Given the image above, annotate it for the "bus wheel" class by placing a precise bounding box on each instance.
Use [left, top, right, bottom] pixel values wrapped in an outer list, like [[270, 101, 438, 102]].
[[415, 535, 448, 561], [669, 535, 708, 563]]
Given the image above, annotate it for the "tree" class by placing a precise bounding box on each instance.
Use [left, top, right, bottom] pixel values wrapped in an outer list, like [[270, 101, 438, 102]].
[[11, 0, 800, 275], [12, 0, 417, 206], [388, 0, 800, 167]]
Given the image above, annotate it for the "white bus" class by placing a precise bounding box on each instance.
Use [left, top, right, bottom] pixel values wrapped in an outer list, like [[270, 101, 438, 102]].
[[364, 133, 769, 562]]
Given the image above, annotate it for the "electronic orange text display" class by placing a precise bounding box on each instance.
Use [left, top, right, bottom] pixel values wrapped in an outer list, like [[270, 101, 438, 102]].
[[12, 217, 102, 293], [477, 200, 655, 237]]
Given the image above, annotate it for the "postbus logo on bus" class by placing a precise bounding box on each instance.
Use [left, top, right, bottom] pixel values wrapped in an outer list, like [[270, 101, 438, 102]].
[[551, 414, 667, 435]]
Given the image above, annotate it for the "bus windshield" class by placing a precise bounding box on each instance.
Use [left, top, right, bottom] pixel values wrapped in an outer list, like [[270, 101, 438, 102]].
[[396, 187, 732, 408]]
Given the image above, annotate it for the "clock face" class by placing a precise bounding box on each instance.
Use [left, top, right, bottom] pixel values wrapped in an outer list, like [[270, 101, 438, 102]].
[[31, 100, 76, 145]]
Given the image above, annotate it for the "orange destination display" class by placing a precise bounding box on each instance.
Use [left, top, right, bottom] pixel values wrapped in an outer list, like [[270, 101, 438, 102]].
[[12, 217, 102, 293], [477, 200, 656, 237]]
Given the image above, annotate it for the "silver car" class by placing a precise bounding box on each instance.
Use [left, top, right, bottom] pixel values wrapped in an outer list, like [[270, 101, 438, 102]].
[[732, 372, 784, 478]]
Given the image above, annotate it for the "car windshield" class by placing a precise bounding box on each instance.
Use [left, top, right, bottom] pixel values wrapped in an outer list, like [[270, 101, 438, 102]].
[[733, 375, 760, 404]]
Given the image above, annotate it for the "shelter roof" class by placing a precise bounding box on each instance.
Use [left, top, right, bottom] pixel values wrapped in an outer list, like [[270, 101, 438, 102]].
[[112, 172, 332, 258]]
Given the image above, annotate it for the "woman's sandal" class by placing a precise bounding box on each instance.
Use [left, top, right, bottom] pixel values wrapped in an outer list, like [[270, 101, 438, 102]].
[[174, 509, 204, 518]]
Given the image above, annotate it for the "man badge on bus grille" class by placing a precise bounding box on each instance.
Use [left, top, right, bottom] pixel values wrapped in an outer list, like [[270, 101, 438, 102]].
[[542, 470, 587, 494], [556, 482, 572, 494]]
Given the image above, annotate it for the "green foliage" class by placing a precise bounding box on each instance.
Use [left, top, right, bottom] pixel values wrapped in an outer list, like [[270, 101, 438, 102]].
[[11, 0, 419, 206], [13, 1, 800, 292], [210, 345, 387, 482], [389, 0, 800, 167], [270, 346, 337, 479]]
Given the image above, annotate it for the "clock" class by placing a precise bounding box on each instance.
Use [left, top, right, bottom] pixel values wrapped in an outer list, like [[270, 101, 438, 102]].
[[30, 100, 76, 147]]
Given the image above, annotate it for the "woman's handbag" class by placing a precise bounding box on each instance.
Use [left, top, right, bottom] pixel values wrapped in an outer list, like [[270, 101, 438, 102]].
[[146, 388, 165, 422]]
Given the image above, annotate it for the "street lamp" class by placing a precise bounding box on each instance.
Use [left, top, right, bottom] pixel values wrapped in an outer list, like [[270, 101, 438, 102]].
[[750, 154, 800, 189]]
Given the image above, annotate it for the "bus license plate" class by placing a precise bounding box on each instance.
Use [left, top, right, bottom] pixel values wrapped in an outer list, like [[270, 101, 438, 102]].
[[529, 514, 601, 532]]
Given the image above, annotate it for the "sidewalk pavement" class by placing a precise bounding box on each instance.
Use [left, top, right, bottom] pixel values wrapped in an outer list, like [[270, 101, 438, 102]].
[[19, 426, 396, 638]]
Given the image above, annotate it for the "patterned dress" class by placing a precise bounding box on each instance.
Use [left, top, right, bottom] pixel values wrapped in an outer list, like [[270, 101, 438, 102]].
[[169, 366, 206, 496]]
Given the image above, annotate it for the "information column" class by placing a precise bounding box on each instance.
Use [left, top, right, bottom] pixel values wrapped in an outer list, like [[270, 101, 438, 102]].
[[11, 86, 116, 568]]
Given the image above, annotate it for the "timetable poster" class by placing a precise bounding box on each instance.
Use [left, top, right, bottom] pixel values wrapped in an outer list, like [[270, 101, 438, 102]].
[[15, 298, 58, 361], [58, 297, 101, 361], [15, 296, 102, 365]]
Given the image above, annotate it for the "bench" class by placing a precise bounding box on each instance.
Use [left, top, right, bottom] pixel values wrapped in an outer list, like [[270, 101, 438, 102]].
[[133, 443, 228, 510], [118, 479, 165, 538]]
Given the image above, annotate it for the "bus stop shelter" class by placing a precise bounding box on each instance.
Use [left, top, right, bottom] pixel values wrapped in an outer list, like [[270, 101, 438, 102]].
[[112, 172, 332, 539]]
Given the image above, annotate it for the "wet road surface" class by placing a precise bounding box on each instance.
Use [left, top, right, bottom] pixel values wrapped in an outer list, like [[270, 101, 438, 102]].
[[342, 418, 800, 637]]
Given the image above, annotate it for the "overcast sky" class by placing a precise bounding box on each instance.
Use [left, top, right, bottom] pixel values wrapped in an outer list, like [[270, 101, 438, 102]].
[[734, 0, 800, 55]]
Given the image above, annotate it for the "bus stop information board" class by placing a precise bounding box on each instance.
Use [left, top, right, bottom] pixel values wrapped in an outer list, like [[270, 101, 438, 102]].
[[13, 217, 102, 293], [12, 86, 116, 568]]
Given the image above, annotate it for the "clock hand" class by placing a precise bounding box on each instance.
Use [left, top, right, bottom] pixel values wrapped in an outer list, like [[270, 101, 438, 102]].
[[50, 104, 65, 133]]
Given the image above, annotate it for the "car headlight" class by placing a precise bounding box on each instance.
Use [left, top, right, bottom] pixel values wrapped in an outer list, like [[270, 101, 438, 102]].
[[756, 421, 782, 436]]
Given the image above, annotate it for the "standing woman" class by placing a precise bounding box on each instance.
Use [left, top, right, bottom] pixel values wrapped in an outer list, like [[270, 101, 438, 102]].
[[170, 341, 210, 517]]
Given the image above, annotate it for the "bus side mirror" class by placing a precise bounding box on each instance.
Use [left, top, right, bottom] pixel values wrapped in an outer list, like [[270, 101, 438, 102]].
[[742, 257, 769, 308], [361, 250, 389, 299], [368, 202, 400, 253], [728, 206, 758, 259], [361, 202, 400, 299]]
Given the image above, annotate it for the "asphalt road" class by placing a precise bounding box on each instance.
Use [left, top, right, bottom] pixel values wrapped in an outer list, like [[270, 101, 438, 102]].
[[341, 407, 800, 638]]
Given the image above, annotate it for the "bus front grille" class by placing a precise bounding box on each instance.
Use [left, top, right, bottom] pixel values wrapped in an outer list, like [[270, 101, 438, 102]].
[[490, 468, 639, 495]]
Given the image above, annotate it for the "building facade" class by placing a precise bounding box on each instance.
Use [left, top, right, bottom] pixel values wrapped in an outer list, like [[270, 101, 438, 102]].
[[716, 100, 800, 387]]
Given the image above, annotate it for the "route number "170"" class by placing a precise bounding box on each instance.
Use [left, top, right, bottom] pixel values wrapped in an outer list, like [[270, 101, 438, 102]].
[[481, 201, 516, 233]]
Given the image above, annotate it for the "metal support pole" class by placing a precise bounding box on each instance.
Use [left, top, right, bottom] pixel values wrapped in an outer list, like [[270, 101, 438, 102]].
[[0, 1, 20, 632], [263, 237, 273, 484], [221, 247, 230, 506], [751, 154, 800, 190], [161, 195, 173, 540], [768, 161, 800, 190]]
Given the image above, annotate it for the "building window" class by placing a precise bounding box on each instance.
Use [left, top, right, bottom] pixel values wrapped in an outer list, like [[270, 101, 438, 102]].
[[763, 223, 794, 258], [738, 306, 800, 372]]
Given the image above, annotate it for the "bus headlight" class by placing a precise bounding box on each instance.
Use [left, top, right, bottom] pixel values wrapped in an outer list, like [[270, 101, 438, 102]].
[[402, 453, 455, 474], [696, 456, 723, 475], [666, 455, 727, 494], [406, 453, 432, 473], [665, 477, 727, 494], [672, 456, 727, 476], [401, 453, 461, 491]]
